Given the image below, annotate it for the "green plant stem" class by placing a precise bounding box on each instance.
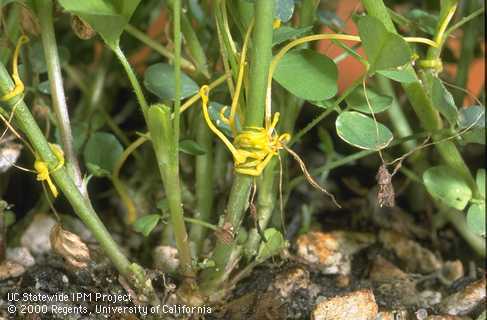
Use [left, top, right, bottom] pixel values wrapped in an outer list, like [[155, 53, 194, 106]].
[[171, 0, 194, 277], [163, 163, 194, 276], [453, 1, 481, 106], [173, 0, 182, 144], [124, 24, 196, 72], [114, 33, 193, 277], [376, 75, 416, 151], [299, 0, 319, 27], [0, 65, 137, 283], [243, 159, 277, 259], [35, 0, 83, 194], [185, 217, 218, 231], [199, 0, 276, 293], [190, 117, 214, 255], [166, 0, 210, 78], [362, 0, 476, 193], [243, 3, 319, 258], [113, 46, 149, 117]]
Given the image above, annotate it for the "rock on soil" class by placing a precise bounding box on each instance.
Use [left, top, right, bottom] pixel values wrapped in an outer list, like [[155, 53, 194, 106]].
[[439, 277, 486, 316], [20, 213, 57, 254], [312, 289, 378, 320], [0, 260, 25, 280], [379, 230, 442, 273], [6, 247, 35, 268], [296, 231, 375, 275]]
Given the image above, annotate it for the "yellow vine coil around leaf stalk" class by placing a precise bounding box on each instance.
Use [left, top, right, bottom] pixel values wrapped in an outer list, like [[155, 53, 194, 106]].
[[1, 35, 29, 102], [1, 36, 64, 198], [199, 85, 290, 177], [35, 144, 65, 198]]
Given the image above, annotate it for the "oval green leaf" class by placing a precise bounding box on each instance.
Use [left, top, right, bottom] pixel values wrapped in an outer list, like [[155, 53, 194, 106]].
[[58, 0, 141, 49], [377, 69, 416, 83], [273, 26, 313, 46], [458, 105, 486, 145], [84, 132, 123, 174], [275, 0, 294, 22], [208, 101, 240, 137], [358, 16, 412, 72], [467, 204, 485, 237], [335, 111, 393, 150], [423, 166, 472, 210], [144, 63, 199, 101], [256, 228, 286, 262], [133, 214, 161, 237], [274, 49, 337, 101], [179, 139, 206, 156], [310, 99, 335, 109], [431, 77, 458, 126], [477, 169, 485, 198], [458, 105, 485, 129], [345, 87, 393, 114]]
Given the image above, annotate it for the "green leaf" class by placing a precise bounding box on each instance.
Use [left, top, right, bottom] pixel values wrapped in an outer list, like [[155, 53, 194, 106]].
[[86, 163, 110, 177], [431, 77, 458, 126], [345, 87, 393, 114], [318, 127, 334, 155], [310, 99, 335, 109], [275, 0, 294, 22], [133, 214, 161, 237], [69, 123, 90, 153], [179, 139, 206, 156], [336, 111, 393, 150], [37, 81, 50, 95], [358, 16, 412, 72], [274, 49, 337, 101], [423, 166, 472, 210], [273, 26, 313, 46], [57, 0, 141, 49], [144, 63, 199, 101], [28, 41, 70, 74], [467, 204, 485, 237], [458, 105, 485, 129], [4, 211, 16, 227], [84, 132, 123, 174], [377, 69, 416, 83], [476, 169, 485, 198], [256, 228, 286, 262], [458, 105, 485, 145], [405, 9, 438, 36], [207, 101, 237, 137]]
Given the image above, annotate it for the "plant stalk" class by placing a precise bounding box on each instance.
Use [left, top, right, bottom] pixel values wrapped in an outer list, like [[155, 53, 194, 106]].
[[199, 0, 276, 293], [34, 0, 84, 194], [453, 1, 481, 106], [113, 47, 149, 117], [114, 23, 194, 278], [243, 159, 277, 258], [190, 116, 214, 255], [0, 64, 137, 284]]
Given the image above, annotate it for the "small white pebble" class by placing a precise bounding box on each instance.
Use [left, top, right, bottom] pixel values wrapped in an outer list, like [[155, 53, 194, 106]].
[[62, 275, 69, 284]]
